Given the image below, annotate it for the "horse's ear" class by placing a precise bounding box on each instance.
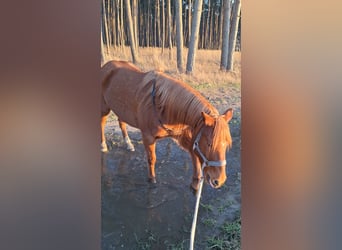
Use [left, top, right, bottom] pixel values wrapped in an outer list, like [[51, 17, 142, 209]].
[[222, 108, 233, 122], [201, 112, 215, 126]]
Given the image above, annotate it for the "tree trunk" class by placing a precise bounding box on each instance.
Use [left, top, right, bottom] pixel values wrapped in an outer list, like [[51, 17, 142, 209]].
[[109, 0, 113, 46], [161, 0, 165, 53], [102, 0, 110, 52], [205, 0, 211, 48], [120, 0, 124, 49], [112, 0, 116, 47], [186, 0, 203, 74], [227, 0, 241, 71], [218, 0, 224, 49], [132, 0, 138, 49], [220, 0, 231, 70], [183, 4, 188, 46], [101, 17, 105, 64], [167, 0, 172, 59], [139, 2, 144, 46], [188, 0, 192, 46], [209, 1, 215, 48], [175, 0, 184, 73], [124, 0, 139, 63], [147, 0, 150, 47], [116, 0, 121, 47], [214, 5, 219, 49], [156, 0, 160, 47], [200, 9, 205, 49], [154, 0, 157, 46]]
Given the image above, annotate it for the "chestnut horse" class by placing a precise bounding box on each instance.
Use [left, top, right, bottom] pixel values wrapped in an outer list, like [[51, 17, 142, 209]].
[[101, 61, 233, 190]]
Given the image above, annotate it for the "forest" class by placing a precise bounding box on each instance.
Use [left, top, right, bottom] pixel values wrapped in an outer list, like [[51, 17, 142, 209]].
[[101, 0, 241, 73]]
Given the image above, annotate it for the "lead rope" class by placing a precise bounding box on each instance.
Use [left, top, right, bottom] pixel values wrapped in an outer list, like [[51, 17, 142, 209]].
[[189, 164, 205, 250]]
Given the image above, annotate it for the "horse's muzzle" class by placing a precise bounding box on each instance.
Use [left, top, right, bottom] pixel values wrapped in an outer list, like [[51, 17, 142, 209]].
[[205, 172, 226, 188]]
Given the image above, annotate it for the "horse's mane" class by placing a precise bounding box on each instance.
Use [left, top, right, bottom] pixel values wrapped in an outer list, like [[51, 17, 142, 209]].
[[142, 71, 218, 127], [211, 117, 232, 151]]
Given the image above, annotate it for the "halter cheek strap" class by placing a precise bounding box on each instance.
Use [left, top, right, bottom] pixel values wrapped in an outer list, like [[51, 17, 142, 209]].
[[192, 128, 227, 169]]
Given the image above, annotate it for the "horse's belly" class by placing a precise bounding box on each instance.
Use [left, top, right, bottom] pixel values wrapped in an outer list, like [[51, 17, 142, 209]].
[[111, 107, 138, 128]]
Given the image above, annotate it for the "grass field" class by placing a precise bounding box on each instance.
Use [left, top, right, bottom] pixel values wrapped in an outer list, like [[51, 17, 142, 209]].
[[102, 46, 241, 87]]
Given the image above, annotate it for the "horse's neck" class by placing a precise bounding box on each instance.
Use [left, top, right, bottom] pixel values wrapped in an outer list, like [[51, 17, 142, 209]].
[[174, 115, 204, 150]]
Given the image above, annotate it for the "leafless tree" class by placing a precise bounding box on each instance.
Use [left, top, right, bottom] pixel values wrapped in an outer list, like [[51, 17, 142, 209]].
[[167, 0, 172, 59], [132, 0, 138, 49], [175, 0, 184, 72], [124, 0, 139, 63], [220, 0, 231, 70], [188, 0, 192, 45], [102, 0, 110, 52], [161, 0, 165, 53], [186, 0, 203, 74], [227, 0, 241, 71]]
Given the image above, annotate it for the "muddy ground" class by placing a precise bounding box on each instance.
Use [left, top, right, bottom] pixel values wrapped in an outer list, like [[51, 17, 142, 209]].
[[101, 82, 241, 249]]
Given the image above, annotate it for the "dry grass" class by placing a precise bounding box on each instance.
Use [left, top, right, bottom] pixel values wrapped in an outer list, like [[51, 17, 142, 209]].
[[102, 46, 241, 87]]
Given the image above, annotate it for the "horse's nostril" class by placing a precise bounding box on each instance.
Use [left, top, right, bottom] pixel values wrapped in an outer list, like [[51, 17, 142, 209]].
[[213, 180, 219, 187]]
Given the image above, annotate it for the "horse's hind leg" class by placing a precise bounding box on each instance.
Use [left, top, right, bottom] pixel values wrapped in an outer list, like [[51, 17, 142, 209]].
[[141, 134, 157, 183], [118, 119, 135, 151], [101, 112, 110, 152], [101, 94, 110, 152]]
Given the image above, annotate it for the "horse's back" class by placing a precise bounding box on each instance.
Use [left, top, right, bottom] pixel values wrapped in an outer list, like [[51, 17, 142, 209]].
[[101, 60, 141, 73]]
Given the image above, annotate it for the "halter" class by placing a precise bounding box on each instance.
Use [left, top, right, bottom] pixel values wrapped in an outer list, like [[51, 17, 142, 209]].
[[192, 127, 227, 169], [190, 127, 226, 250], [151, 79, 173, 134]]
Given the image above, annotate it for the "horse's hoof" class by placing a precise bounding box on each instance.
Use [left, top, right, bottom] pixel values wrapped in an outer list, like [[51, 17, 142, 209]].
[[101, 143, 108, 152], [189, 183, 198, 195], [127, 145, 135, 151], [191, 178, 200, 191], [148, 177, 157, 184], [125, 137, 135, 151], [190, 184, 198, 196]]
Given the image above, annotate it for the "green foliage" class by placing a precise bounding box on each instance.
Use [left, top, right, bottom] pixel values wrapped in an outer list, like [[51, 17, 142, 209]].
[[206, 216, 241, 250], [134, 230, 158, 250], [200, 202, 214, 213], [166, 240, 186, 250], [202, 218, 217, 227]]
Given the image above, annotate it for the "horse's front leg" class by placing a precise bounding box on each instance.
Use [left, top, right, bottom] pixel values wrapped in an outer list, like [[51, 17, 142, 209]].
[[190, 151, 202, 191], [142, 134, 157, 183]]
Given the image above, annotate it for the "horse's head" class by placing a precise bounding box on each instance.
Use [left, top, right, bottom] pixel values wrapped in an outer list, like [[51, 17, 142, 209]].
[[194, 108, 233, 188]]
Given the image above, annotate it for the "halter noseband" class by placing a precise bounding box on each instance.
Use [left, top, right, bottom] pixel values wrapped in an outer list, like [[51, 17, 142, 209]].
[[192, 128, 227, 169]]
